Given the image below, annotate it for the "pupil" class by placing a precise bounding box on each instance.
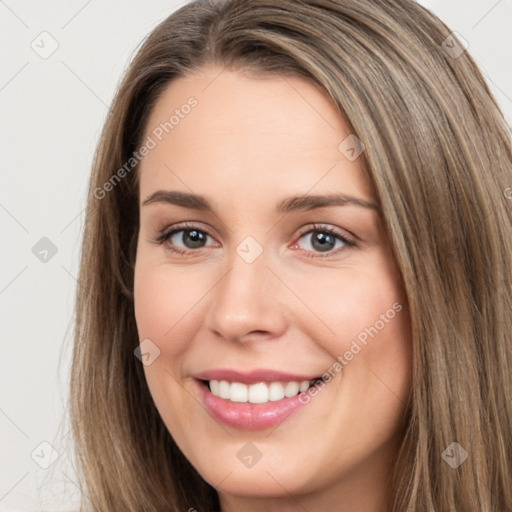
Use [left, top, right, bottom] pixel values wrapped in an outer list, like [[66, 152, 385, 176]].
[[183, 230, 206, 248], [312, 231, 334, 252]]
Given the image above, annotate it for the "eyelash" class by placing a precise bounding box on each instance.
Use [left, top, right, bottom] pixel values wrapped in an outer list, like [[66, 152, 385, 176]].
[[150, 222, 357, 259]]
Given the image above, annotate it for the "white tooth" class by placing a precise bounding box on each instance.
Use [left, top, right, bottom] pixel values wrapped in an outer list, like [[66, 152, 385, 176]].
[[284, 381, 300, 398], [268, 382, 285, 401], [299, 380, 310, 392], [210, 380, 220, 396], [230, 382, 248, 402], [214, 380, 308, 402], [248, 383, 269, 404], [218, 380, 230, 399]]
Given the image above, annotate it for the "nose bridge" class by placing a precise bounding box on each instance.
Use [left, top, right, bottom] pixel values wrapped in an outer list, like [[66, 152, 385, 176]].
[[205, 240, 287, 342]]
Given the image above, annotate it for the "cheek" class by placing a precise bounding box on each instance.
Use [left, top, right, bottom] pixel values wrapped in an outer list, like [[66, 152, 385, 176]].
[[133, 257, 209, 358], [133, 260, 210, 442], [291, 260, 407, 352], [290, 259, 411, 414]]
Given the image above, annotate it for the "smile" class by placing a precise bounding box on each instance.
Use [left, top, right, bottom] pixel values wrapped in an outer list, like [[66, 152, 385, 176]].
[[207, 379, 315, 404], [194, 369, 325, 429]]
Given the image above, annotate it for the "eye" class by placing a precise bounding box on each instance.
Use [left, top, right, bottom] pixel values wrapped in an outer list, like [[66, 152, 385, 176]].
[[291, 224, 356, 257], [151, 222, 356, 258], [151, 222, 217, 255]]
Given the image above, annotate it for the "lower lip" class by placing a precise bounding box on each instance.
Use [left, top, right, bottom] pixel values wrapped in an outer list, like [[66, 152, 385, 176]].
[[197, 380, 312, 430]]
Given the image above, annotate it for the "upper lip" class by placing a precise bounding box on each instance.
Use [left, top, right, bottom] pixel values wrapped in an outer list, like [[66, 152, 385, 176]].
[[194, 368, 320, 384]]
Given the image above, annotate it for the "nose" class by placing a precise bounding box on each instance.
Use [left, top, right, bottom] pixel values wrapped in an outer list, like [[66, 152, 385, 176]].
[[204, 249, 288, 344]]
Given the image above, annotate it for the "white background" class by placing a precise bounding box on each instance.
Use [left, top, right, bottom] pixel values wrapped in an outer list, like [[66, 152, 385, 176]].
[[1, 1, 511, 510]]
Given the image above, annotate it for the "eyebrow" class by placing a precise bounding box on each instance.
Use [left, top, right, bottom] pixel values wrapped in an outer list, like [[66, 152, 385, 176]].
[[142, 190, 379, 213]]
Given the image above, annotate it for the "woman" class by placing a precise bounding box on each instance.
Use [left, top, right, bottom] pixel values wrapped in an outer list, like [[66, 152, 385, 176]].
[[70, 0, 512, 510]]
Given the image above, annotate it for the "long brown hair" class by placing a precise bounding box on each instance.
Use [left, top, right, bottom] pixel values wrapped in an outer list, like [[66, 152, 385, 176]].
[[69, 0, 512, 510]]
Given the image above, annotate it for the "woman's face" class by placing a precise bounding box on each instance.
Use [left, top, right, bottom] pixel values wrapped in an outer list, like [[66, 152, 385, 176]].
[[134, 65, 412, 509]]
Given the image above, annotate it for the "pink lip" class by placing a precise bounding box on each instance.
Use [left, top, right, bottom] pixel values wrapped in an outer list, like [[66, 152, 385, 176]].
[[194, 369, 323, 430], [194, 368, 319, 384], [196, 380, 311, 430]]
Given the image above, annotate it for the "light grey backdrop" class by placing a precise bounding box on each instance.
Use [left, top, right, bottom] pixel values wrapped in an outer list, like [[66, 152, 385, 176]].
[[1, 1, 510, 510]]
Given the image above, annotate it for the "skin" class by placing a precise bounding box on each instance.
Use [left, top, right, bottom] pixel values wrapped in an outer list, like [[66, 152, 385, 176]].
[[134, 65, 412, 512]]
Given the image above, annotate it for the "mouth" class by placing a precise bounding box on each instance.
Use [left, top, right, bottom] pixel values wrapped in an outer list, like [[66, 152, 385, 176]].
[[193, 369, 325, 430], [200, 378, 321, 404]]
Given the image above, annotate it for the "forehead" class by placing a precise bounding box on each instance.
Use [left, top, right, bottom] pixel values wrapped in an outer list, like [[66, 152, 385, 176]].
[[138, 66, 374, 206]]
